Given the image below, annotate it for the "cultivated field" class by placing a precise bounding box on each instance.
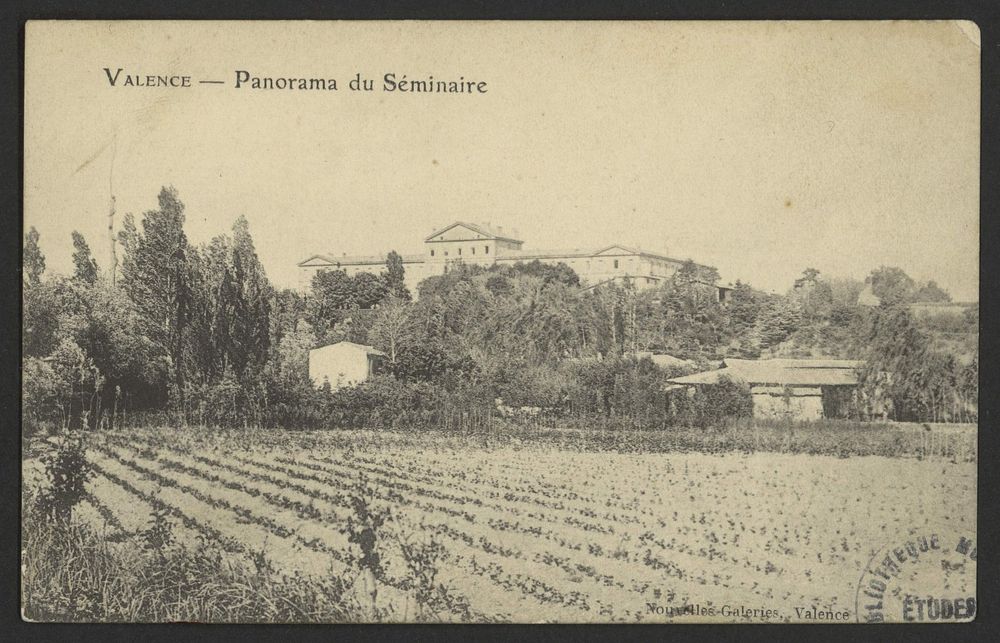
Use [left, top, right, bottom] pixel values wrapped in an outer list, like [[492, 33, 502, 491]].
[[23, 427, 977, 623]]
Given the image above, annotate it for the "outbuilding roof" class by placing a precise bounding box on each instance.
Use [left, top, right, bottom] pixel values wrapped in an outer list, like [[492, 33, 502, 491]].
[[311, 341, 387, 357], [629, 352, 694, 370], [666, 358, 861, 387]]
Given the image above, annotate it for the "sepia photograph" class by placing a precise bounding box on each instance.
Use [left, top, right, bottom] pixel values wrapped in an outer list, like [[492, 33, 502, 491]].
[[21, 20, 978, 623]]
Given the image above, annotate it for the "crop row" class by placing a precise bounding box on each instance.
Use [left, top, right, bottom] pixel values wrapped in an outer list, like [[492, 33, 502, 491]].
[[249, 452, 797, 613], [96, 435, 864, 613], [97, 443, 609, 620]]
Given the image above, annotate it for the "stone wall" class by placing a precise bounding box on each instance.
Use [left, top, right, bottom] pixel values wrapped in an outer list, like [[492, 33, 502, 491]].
[[751, 386, 824, 421]]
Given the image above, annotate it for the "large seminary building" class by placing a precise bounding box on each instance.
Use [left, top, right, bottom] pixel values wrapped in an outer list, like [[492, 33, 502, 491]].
[[298, 221, 729, 299]]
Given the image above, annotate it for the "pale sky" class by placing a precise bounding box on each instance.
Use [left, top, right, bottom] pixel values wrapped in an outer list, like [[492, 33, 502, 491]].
[[25, 21, 980, 300]]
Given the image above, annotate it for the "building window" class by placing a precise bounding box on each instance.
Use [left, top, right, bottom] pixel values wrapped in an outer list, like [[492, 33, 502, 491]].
[[485, 246, 489, 254], [472, 247, 476, 255], [430, 249, 435, 257], [458, 248, 462, 256], [444, 251, 449, 256], [614, 259, 619, 269]]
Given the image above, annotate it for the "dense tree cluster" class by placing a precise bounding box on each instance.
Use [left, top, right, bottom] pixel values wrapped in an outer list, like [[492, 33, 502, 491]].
[[22, 187, 978, 432]]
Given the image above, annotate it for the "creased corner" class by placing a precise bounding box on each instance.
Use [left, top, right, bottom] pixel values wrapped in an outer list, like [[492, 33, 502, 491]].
[[954, 20, 981, 50]]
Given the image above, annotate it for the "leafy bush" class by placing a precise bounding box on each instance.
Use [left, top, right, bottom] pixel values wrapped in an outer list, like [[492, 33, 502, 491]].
[[22, 357, 67, 434], [34, 433, 93, 524], [185, 375, 269, 428], [496, 363, 574, 409], [567, 357, 668, 418], [691, 376, 754, 426], [21, 509, 357, 623]]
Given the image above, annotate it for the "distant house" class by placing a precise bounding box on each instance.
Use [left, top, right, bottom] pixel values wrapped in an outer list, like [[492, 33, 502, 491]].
[[857, 285, 976, 317], [857, 284, 881, 307], [907, 301, 976, 319], [309, 341, 387, 390], [665, 358, 863, 420]]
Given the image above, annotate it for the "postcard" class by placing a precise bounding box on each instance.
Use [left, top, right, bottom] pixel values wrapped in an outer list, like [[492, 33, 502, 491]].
[[22, 20, 978, 623]]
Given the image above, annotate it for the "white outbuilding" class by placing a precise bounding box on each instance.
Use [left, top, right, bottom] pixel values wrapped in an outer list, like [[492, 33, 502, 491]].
[[308, 341, 387, 390]]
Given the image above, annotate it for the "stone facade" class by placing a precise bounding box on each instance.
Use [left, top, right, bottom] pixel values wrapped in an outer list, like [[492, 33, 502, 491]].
[[298, 221, 724, 297]]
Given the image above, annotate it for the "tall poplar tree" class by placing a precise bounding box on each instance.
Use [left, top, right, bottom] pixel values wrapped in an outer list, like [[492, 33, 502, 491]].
[[71, 231, 100, 284], [188, 234, 232, 381], [227, 215, 272, 380], [384, 250, 411, 301], [118, 187, 192, 421], [23, 226, 45, 287]]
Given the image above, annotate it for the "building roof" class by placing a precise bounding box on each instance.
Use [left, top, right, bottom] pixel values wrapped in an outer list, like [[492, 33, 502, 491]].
[[908, 301, 977, 316], [593, 244, 691, 264], [501, 244, 696, 266], [579, 275, 726, 294], [311, 341, 387, 357], [666, 358, 862, 387], [647, 354, 694, 369], [577, 275, 661, 292], [425, 221, 523, 243], [628, 352, 694, 369], [298, 253, 423, 268], [498, 246, 603, 260], [908, 300, 977, 308]]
